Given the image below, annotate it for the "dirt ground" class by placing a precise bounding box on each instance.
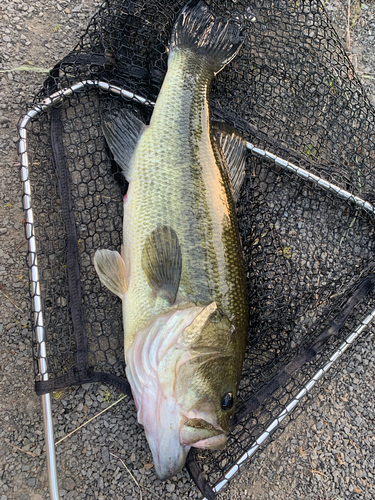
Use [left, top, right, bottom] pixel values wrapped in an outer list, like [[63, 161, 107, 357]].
[[0, 0, 375, 499]]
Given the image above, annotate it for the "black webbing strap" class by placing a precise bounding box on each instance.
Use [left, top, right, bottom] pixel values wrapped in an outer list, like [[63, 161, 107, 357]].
[[35, 371, 133, 397], [50, 106, 89, 375]]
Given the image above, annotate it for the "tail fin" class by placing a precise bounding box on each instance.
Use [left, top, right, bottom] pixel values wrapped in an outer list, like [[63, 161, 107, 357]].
[[170, 0, 244, 74]]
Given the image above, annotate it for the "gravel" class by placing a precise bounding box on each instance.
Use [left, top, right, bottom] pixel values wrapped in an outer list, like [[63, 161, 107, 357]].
[[0, 0, 374, 499]]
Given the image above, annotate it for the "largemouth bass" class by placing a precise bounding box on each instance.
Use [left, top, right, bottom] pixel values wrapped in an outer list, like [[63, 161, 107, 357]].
[[94, 0, 249, 479]]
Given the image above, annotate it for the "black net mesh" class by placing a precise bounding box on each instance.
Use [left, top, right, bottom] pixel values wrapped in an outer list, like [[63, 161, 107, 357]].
[[19, 0, 375, 497]]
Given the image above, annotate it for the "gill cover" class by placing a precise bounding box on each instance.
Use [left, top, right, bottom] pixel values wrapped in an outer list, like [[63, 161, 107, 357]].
[[125, 302, 233, 479]]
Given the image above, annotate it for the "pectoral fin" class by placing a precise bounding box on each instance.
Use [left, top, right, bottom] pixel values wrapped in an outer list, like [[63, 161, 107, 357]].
[[102, 108, 147, 181], [94, 249, 127, 298], [212, 121, 247, 201], [142, 225, 182, 304]]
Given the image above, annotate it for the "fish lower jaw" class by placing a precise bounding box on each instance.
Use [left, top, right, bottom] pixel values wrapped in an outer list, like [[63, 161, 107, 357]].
[[149, 437, 191, 480], [180, 418, 228, 450], [190, 433, 227, 450]]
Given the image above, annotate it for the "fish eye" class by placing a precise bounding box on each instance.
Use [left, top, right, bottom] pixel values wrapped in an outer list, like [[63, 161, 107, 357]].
[[221, 392, 234, 410]]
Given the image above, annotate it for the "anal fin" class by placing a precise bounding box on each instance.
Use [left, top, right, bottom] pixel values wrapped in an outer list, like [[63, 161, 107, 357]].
[[212, 121, 247, 202], [94, 249, 127, 298], [142, 225, 182, 304]]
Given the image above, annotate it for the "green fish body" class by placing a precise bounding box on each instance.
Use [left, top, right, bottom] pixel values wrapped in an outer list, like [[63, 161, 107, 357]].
[[94, 0, 249, 479]]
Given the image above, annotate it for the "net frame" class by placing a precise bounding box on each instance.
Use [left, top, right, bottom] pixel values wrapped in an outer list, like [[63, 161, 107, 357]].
[[19, 82, 375, 499]]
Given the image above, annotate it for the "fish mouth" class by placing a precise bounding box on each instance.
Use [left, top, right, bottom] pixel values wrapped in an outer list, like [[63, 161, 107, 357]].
[[180, 418, 227, 450]]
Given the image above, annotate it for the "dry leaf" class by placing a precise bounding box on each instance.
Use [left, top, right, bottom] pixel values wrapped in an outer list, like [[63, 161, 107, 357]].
[[144, 463, 154, 470]]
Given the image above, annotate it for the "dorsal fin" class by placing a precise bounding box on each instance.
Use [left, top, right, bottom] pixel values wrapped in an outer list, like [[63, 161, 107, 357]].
[[102, 108, 147, 181], [142, 225, 182, 304], [212, 121, 247, 201]]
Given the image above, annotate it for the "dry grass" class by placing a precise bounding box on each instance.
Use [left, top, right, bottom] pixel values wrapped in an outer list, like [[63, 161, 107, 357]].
[[55, 394, 127, 445]]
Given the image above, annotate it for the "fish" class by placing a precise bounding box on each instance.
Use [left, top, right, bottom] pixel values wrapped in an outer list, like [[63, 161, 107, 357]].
[[94, 0, 249, 480]]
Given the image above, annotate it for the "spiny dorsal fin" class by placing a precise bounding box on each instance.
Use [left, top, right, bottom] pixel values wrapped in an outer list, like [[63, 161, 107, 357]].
[[212, 121, 247, 202], [94, 249, 127, 298], [102, 108, 147, 181], [142, 225, 182, 304]]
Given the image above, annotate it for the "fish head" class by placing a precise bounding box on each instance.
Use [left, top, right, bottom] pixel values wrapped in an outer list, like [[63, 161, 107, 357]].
[[125, 302, 241, 479]]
